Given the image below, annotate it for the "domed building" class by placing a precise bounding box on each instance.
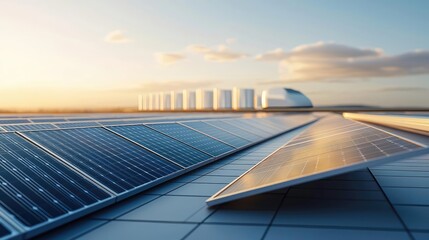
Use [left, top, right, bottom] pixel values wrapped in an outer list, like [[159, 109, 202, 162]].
[[261, 88, 313, 109]]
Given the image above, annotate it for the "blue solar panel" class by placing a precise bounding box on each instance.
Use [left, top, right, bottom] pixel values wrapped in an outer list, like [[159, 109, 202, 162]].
[[23, 128, 183, 194], [0, 133, 111, 227], [204, 120, 263, 142], [147, 123, 235, 156], [30, 118, 67, 123], [55, 122, 101, 128], [99, 120, 146, 126], [0, 222, 11, 239], [181, 121, 251, 148], [0, 119, 30, 124], [107, 125, 213, 168], [2, 124, 57, 132], [222, 119, 271, 137]]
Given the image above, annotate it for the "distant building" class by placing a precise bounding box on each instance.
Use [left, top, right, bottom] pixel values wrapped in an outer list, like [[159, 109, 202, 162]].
[[213, 89, 232, 110], [183, 90, 196, 110], [233, 88, 255, 110], [151, 93, 160, 110], [171, 91, 183, 110], [261, 88, 313, 109], [255, 95, 262, 110], [160, 92, 171, 110], [196, 89, 214, 110]]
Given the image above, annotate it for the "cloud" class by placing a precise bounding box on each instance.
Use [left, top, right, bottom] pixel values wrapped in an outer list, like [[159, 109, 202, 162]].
[[104, 30, 131, 43], [256, 42, 429, 82], [154, 53, 186, 65], [255, 48, 288, 61], [188, 44, 247, 62]]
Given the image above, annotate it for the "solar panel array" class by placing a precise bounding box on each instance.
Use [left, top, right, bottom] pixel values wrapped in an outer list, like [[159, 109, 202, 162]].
[[0, 114, 316, 239], [207, 116, 429, 206]]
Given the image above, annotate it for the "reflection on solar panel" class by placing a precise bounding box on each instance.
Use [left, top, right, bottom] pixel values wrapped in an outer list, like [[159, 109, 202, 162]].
[[0, 127, 4, 133], [207, 116, 429, 206], [55, 122, 101, 128], [107, 125, 212, 168], [23, 128, 183, 194], [181, 121, 251, 148], [0, 119, 30, 124], [31, 118, 66, 123], [0, 133, 111, 227], [204, 120, 262, 142], [221, 119, 269, 138], [2, 124, 57, 132], [148, 123, 235, 156]]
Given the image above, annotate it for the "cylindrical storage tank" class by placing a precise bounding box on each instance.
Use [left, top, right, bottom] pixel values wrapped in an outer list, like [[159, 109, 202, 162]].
[[183, 90, 196, 110], [171, 91, 183, 110], [233, 88, 255, 110], [254, 95, 262, 110], [151, 93, 160, 110], [214, 89, 232, 110], [160, 92, 171, 111], [196, 89, 213, 110], [138, 94, 144, 111]]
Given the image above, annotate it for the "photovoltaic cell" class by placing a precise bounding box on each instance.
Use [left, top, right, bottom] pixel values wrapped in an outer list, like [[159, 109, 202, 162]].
[[55, 122, 101, 128], [0, 133, 111, 227], [0, 119, 30, 124], [207, 116, 429, 206], [23, 128, 182, 194], [204, 120, 263, 142], [181, 121, 251, 148], [223, 119, 271, 137], [30, 118, 67, 123], [147, 123, 235, 156], [107, 125, 212, 168], [2, 124, 57, 132]]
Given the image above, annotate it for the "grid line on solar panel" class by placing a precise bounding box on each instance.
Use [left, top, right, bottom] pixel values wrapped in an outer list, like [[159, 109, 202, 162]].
[[22, 128, 183, 194], [207, 116, 427, 205], [221, 119, 270, 138], [0, 119, 31, 125], [180, 121, 251, 148], [147, 123, 235, 157], [204, 120, 263, 142], [2, 124, 58, 132], [0, 133, 112, 227], [106, 125, 212, 168]]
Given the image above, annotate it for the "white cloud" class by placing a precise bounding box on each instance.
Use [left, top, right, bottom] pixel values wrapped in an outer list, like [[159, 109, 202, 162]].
[[187, 43, 247, 62], [154, 53, 186, 65], [256, 42, 429, 81], [104, 30, 131, 43], [255, 48, 287, 61]]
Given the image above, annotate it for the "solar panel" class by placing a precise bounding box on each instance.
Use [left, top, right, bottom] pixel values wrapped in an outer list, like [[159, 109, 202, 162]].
[[0, 133, 112, 228], [204, 120, 263, 142], [0, 222, 11, 239], [2, 124, 57, 132], [107, 125, 213, 168], [23, 128, 183, 194], [207, 116, 429, 206], [0, 119, 30, 124], [181, 121, 251, 148], [54, 122, 101, 128], [30, 118, 67, 123], [221, 119, 269, 138], [147, 123, 235, 156]]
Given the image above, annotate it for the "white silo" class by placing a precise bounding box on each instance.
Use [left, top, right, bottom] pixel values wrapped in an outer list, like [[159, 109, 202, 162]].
[[171, 91, 183, 110], [213, 89, 232, 110], [151, 93, 160, 110], [183, 90, 196, 110], [233, 88, 255, 110], [196, 89, 213, 110], [160, 92, 171, 110], [138, 94, 143, 111]]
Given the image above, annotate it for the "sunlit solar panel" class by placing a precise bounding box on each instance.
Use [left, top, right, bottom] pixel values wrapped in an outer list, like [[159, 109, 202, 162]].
[[147, 123, 235, 156], [207, 116, 429, 206], [0, 133, 112, 228], [2, 124, 57, 132], [23, 128, 183, 194], [107, 125, 213, 168], [204, 120, 263, 142], [54, 121, 101, 128]]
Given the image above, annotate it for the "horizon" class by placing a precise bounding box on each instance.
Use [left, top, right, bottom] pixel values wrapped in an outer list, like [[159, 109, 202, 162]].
[[1, 1, 428, 111]]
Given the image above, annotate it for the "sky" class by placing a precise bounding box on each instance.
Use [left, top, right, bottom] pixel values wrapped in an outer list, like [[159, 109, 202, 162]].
[[0, 0, 428, 110]]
